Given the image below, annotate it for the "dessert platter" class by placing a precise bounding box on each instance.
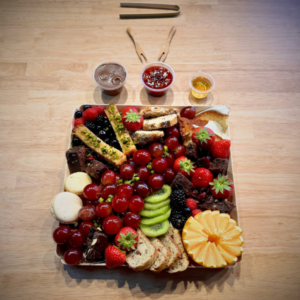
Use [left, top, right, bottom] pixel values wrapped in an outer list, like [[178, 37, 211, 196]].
[[51, 100, 244, 271]]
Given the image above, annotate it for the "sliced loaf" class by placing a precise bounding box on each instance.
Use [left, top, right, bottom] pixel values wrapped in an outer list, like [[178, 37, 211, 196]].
[[159, 233, 181, 269], [149, 238, 170, 273], [143, 114, 178, 131]]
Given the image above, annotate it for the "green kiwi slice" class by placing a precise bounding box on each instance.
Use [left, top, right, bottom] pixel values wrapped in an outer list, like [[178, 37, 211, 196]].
[[139, 204, 170, 218], [144, 185, 172, 204], [144, 198, 170, 210], [140, 220, 170, 237], [140, 208, 171, 225]]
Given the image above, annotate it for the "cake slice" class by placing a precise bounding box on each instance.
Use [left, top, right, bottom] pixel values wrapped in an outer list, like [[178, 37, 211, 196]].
[[131, 130, 164, 145], [143, 114, 178, 131], [159, 233, 181, 269], [149, 238, 170, 273], [126, 229, 158, 271]]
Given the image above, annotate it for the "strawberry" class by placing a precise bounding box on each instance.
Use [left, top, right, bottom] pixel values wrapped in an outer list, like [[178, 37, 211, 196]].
[[186, 198, 197, 210], [122, 106, 139, 116], [192, 209, 202, 217], [192, 127, 215, 148], [210, 140, 231, 159], [173, 156, 195, 178], [105, 245, 126, 269], [192, 168, 213, 188], [122, 110, 143, 131], [93, 105, 105, 116], [74, 118, 85, 126], [114, 227, 138, 252], [209, 174, 234, 199], [83, 108, 98, 121]]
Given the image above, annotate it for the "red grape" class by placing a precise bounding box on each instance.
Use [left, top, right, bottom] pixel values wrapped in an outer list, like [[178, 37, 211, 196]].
[[162, 168, 176, 183], [64, 248, 83, 265], [78, 205, 96, 221], [123, 212, 141, 229], [83, 184, 101, 201], [82, 199, 98, 207], [180, 106, 196, 119], [133, 150, 151, 165], [79, 221, 93, 237], [112, 196, 128, 213], [133, 181, 151, 198], [116, 183, 133, 199], [128, 195, 144, 213], [136, 166, 150, 182], [165, 126, 179, 138], [127, 158, 137, 171], [148, 174, 164, 190], [115, 174, 122, 183], [173, 145, 186, 158], [53, 226, 71, 244], [102, 215, 121, 235], [101, 184, 117, 200], [96, 202, 112, 218], [120, 164, 134, 180], [165, 136, 179, 150], [152, 157, 167, 173], [69, 229, 85, 248], [165, 153, 175, 167], [101, 170, 116, 185], [148, 143, 164, 158]]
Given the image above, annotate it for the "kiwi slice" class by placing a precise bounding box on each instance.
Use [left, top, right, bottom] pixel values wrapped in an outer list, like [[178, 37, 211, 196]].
[[144, 198, 170, 210], [144, 185, 172, 204], [140, 208, 171, 225], [139, 204, 170, 218], [140, 220, 170, 237]]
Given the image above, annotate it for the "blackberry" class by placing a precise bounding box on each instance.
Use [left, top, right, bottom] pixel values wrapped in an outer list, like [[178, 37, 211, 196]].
[[95, 115, 105, 125], [170, 212, 187, 230], [84, 121, 96, 132], [74, 111, 82, 119], [183, 206, 192, 216], [170, 190, 186, 210], [83, 105, 92, 111], [72, 137, 82, 147]]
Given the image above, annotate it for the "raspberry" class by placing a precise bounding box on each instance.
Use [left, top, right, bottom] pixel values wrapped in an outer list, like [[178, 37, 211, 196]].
[[93, 105, 105, 116], [192, 209, 202, 217], [186, 198, 197, 210], [74, 118, 85, 126], [83, 108, 98, 121]]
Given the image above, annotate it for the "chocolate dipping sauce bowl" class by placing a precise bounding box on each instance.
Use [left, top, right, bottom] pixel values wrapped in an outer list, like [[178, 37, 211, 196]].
[[93, 61, 128, 96]]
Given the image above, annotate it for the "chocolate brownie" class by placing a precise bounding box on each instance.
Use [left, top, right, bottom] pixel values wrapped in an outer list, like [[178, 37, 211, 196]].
[[209, 158, 229, 176], [85, 160, 108, 180], [198, 198, 234, 214], [170, 173, 193, 197], [186, 143, 198, 162], [66, 146, 86, 174]]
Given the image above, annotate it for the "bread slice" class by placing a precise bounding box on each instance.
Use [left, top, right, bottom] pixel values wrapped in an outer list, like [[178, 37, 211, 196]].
[[195, 110, 228, 132], [72, 124, 126, 167], [167, 226, 189, 273], [149, 238, 170, 273], [159, 233, 181, 269], [104, 104, 137, 157], [131, 130, 164, 145], [140, 106, 180, 119], [143, 114, 178, 131], [126, 229, 158, 271]]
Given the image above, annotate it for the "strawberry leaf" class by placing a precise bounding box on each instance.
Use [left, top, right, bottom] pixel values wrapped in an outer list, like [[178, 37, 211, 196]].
[[209, 175, 232, 194], [179, 158, 195, 175], [195, 128, 213, 143], [124, 110, 141, 123]]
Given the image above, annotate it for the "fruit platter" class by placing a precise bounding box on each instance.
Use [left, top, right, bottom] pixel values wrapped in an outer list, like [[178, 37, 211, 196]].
[[51, 104, 243, 271]]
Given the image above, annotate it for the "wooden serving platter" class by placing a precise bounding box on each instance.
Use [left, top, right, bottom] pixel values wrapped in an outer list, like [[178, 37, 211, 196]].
[[55, 105, 242, 268]]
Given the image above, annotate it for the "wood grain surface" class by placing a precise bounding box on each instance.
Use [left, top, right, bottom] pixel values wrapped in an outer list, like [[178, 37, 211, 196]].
[[1, 0, 300, 299]]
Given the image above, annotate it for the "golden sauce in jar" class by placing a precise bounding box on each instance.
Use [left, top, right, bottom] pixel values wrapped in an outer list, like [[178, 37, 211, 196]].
[[191, 76, 212, 99]]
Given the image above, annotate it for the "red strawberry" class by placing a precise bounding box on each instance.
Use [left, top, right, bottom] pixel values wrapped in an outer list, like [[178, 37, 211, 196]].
[[122, 106, 139, 116], [93, 105, 105, 116], [74, 118, 85, 126], [192, 209, 202, 217], [192, 168, 213, 188], [192, 127, 215, 148], [173, 156, 195, 178], [105, 245, 126, 269], [210, 140, 231, 159], [114, 227, 138, 252], [186, 198, 197, 210], [209, 175, 234, 199], [83, 108, 98, 121], [122, 110, 143, 131]]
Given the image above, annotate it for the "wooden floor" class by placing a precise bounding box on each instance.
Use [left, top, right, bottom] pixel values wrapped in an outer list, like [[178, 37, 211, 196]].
[[1, 0, 300, 299]]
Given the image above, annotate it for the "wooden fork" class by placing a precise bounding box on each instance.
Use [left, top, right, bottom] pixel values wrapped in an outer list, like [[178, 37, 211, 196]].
[[158, 26, 176, 62], [127, 27, 147, 62]]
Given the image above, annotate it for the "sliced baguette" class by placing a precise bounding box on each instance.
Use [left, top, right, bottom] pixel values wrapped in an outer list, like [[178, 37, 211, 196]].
[[126, 229, 158, 271], [140, 106, 180, 119], [131, 130, 164, 146], [167, 226, 189, 273], [104, 104, 137, 157], [159, 233, 181, 269], [149, 238, 170, 273], [143, 114, 178, 131], [72, 124, 126, 167]]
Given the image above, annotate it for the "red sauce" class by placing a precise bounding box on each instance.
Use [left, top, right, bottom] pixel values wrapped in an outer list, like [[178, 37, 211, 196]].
[[142, 66, 173, 97]]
